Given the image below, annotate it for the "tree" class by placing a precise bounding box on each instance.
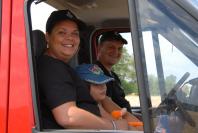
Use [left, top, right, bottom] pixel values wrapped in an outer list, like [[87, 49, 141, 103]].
[[165, 74, 176, 93], [113, 48, 138, 95], [148, 74, 159, 96], [111, 47, 177, 97], [148, 74, 177, 96]]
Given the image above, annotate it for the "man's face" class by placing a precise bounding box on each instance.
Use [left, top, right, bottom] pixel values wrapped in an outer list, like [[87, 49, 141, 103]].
[[97, 40, 124, 67]]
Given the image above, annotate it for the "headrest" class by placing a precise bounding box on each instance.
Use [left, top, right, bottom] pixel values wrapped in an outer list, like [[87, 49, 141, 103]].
[[32, 30, 47, 60]]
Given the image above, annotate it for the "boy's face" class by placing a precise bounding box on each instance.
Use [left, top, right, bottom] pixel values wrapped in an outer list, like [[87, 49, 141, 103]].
[[90, 84, 107, 102]]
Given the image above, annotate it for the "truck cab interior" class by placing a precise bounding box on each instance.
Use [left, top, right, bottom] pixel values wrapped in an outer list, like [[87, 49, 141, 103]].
[[25, 0, 198, 133], [28, 0, 140, 132]]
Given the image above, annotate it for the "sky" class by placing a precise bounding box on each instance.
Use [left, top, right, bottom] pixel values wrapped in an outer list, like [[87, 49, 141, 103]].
[[31, 2, 56, 32]]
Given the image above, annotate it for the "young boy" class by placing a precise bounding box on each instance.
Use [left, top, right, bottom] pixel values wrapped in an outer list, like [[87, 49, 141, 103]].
[[76, 64, 143, 131], [75, 64, 127, 120]]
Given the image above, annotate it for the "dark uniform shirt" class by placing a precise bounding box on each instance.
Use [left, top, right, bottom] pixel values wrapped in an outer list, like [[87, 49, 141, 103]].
[[37, 55, 100, 129], [96, 61, 132, 113]]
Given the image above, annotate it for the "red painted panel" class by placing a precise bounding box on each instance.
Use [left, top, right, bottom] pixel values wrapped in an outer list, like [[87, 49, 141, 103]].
[[0, 0, 12, 133], [7, 0, 35, 133]]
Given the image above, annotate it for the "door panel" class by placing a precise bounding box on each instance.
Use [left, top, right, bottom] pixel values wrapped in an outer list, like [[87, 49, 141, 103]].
[[7, 0, 34, 133]]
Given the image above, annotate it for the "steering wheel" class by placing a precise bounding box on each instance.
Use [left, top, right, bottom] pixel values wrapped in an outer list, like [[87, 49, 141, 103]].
[[155, 72, 196, 127]]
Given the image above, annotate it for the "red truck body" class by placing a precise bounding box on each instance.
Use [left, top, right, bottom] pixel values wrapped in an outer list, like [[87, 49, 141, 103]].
[[1, 0, 198, 133], [1, 0, 34, 132]]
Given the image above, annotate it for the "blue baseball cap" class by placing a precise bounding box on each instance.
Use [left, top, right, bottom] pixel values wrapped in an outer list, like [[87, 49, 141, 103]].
[[75, 64, 114, 84]]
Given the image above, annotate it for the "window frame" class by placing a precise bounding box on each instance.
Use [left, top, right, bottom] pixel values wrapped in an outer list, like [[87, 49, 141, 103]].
[[24, 0, 42, 131]]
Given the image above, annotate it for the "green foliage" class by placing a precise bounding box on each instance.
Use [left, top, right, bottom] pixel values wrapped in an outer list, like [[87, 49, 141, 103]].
[[148, 74, 177, 96], [111, 47, 178, 97], [148, 74, 159, 95], [112, 48, 138, 95], [121, 80, 138, 94], [165, 75, 176, 93]]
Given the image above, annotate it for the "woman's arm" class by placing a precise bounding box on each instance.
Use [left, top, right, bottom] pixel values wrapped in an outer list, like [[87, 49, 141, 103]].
[[98, 103, 113, 120], [101, 96, 143, 130], [52, 101, 128, 130]]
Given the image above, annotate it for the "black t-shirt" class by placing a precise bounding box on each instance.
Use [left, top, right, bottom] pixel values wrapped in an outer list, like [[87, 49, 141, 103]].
[[37, 55, 100, 129], [95, 61, 132, 113]]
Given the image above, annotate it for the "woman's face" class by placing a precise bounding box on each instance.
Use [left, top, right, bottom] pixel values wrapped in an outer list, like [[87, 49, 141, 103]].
[[90, 84, 107, 102], [46, 20, 80, 63]]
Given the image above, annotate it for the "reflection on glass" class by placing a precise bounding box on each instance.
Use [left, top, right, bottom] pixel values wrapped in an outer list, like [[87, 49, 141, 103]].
[[189, 0, 198, 9], [137, 0, 198, 132]]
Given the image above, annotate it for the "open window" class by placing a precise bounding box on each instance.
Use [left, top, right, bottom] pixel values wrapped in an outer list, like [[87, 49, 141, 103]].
[[26, 0, 142, 132]]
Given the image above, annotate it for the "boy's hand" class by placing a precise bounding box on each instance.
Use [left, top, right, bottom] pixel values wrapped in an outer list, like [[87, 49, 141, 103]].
[[111, 108, 127, 119]]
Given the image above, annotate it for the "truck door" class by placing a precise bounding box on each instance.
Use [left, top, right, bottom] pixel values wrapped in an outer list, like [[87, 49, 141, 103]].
[[129, 0, 198, 132], [0, 0, 11, 132], [1, 0, 35, 133]]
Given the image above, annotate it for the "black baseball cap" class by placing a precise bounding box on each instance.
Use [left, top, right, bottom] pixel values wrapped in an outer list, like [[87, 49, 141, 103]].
[[99, 31, 128, 44], [46, 10, 86, 33]]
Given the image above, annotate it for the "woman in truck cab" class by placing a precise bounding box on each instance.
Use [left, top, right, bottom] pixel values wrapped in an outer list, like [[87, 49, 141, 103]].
[[37, 9, 129, 130]]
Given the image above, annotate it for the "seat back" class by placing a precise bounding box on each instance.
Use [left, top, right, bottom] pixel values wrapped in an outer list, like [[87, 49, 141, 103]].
[[32, 29, 47, 130], [32, 30, 47, 60]]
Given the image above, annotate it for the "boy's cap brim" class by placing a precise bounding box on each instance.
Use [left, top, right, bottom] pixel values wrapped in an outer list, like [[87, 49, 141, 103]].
[[81, 73, 114, 84], [76, 64, 114, 85]]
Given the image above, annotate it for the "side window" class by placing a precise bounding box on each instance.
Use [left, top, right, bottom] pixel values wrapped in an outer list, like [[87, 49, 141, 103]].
[[113, 33, 140, 107]]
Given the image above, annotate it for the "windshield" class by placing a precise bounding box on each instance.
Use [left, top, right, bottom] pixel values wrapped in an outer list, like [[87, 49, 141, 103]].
[[135, 0, 198, 132], [189, 0, 198, 9]]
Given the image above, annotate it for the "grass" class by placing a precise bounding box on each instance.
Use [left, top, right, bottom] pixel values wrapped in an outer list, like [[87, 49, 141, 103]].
[[126, 94, 161, 107]]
